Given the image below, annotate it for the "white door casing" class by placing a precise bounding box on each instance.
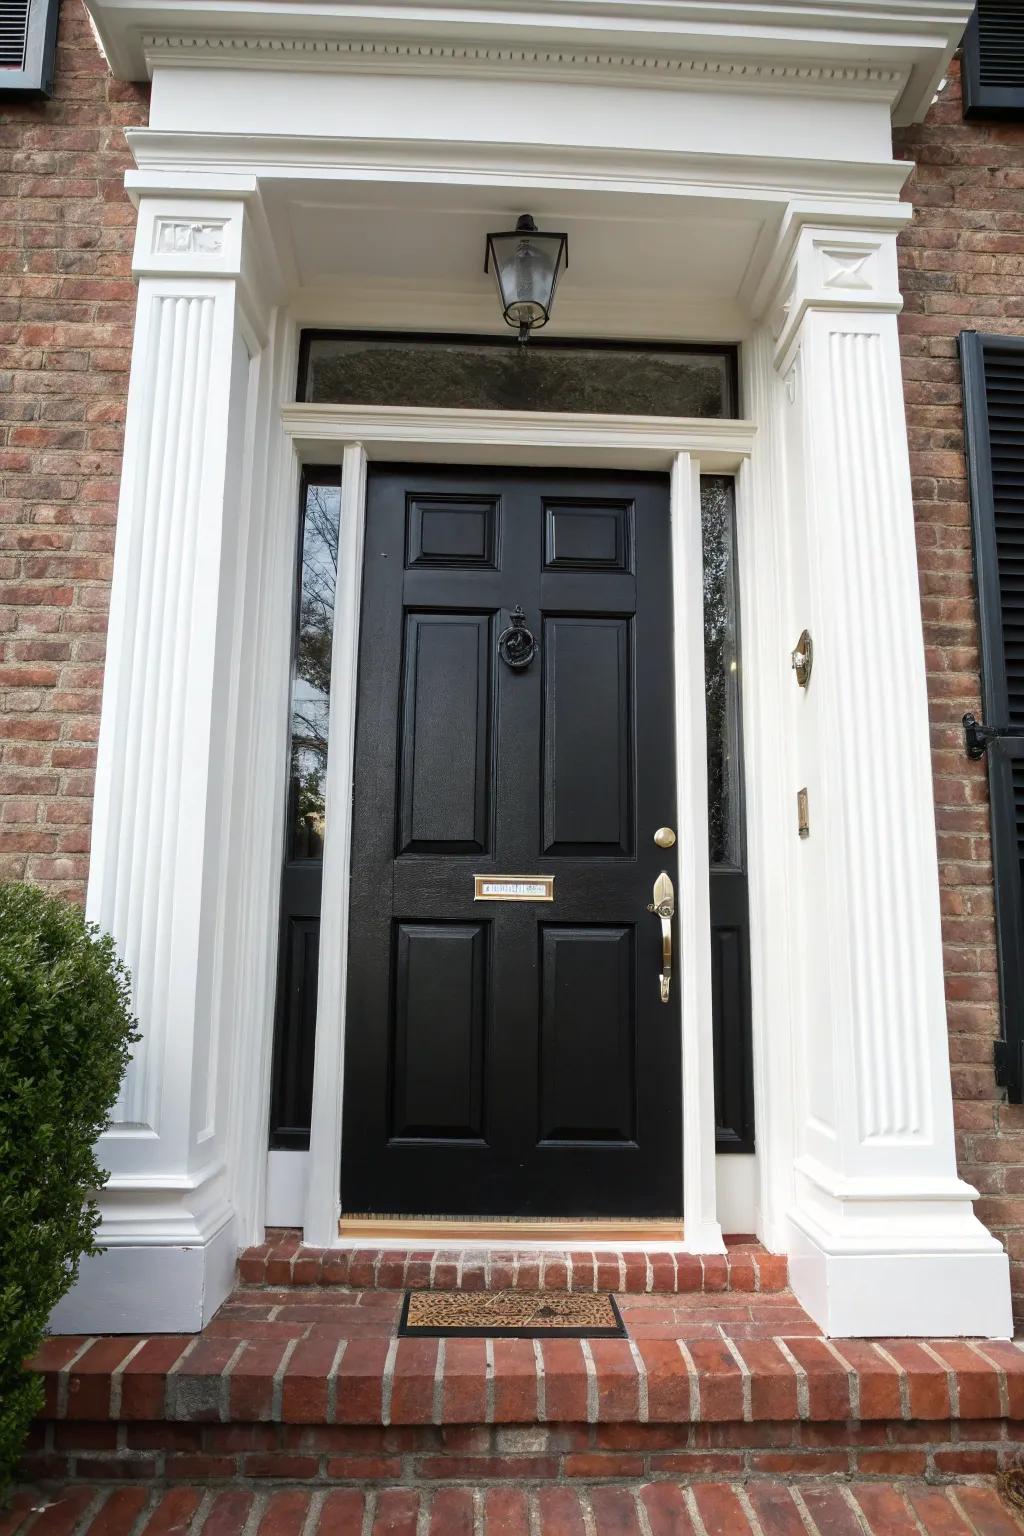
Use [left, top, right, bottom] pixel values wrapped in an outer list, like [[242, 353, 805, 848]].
[[290, 412, 752, 1252]]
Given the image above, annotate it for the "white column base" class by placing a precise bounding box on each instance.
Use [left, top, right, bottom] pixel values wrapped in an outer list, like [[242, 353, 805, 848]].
[[49, 1215, 237, 1335], [49, 1169, 238, 1334], [788, 1198, 1012, 1339]]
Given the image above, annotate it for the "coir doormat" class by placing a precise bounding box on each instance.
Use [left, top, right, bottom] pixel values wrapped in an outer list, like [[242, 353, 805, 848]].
[[398, 1288, 625, 1338]]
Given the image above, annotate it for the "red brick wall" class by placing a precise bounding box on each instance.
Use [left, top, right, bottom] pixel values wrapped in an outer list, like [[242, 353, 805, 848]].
[[0, 0, 147, 902], [3, 16, 1024, 1307], [894, 58, 1024, 1321]]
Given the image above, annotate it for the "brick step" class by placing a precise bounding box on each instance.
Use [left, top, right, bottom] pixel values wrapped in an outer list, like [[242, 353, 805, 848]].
[[27, 1288, 1024, 1432], [239, 1232, 789, 1294], [20, 1417, 1024, 1489], [10, 1478, 1023, 1536]]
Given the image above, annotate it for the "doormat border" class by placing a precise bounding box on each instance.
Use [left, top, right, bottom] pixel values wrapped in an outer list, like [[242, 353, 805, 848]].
[[397, 1288, 626, 1339]]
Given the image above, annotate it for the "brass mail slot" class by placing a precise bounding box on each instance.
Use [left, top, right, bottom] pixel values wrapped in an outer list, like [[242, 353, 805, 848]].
[[474, 875, 554, 902]]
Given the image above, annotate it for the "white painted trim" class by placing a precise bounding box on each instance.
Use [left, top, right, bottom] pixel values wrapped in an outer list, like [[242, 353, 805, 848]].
[[138, 34, 906, 98], [736, 331, 799, 1255], [123, 135, 915, 214], [266, 1150, 310, 1227], [85, 0, 970, 124], [303, 443, 368, 1247], [294, 411, 742, 1248], [283, 404, 756, 471], [717, 1154, 759, 1237], [672, 452, 725, 1255]]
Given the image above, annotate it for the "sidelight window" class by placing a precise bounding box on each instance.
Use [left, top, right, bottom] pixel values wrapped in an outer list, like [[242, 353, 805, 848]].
[[700, 476, 754, 1153], [287, 477, 342, 860], [270, 470, 341, 1150], [702, 476, 744, 870]]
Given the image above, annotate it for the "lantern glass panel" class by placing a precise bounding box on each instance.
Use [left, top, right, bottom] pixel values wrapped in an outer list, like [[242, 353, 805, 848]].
[[488, 230, 565, 327]]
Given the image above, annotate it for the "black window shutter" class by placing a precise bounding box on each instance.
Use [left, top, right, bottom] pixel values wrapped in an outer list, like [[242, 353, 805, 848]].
[[0, 0, 59, 97], [961, 331, 1024, 1103], [963, 1, 1024, 120]]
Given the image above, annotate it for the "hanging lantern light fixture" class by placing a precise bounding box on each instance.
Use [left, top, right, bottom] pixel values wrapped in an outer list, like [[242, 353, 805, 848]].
[[484, 214, 569, 343]]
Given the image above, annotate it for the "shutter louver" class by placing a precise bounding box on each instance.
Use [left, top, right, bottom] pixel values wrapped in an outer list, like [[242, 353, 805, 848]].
[[0, 0, 30, 70], [0, 0, 58, 94], [987, 348, 1024, 724], [962, 332, 1024, 1104], [977, 0, 1024, 88], [963, 1, 1024, 118]]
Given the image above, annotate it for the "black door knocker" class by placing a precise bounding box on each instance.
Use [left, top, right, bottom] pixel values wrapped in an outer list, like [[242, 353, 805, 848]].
[[498, 605, 537, 670]]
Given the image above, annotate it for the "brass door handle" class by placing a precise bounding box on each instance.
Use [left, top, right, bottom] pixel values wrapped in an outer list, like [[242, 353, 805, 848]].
[[646, 871, 675, 1003]]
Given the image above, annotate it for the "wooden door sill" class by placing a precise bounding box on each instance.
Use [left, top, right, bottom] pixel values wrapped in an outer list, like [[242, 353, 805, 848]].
[[338, 1215, 685, 1244]]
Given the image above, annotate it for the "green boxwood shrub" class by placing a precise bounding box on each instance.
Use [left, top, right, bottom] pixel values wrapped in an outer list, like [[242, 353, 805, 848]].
[[0, 882, 137, 1497]]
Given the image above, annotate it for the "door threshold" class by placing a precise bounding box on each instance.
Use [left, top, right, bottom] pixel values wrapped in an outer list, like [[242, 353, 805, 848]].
[[338, 1215, 685, 1245]]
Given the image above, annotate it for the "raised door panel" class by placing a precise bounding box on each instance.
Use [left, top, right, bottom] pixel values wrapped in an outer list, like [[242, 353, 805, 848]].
[[391, 922, 488, 1141], [406, 495, 498, 568], [398, 613, 492, 855], [270, 916, 319, 1147], [538, 925, 636, 1143], [710, 923, 750, 1148], [544, 498, 632, 571], [542, 616, 633, 856]]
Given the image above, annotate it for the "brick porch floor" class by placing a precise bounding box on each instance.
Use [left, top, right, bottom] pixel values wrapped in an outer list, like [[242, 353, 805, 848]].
[[5, 1478, 1024, 1534]]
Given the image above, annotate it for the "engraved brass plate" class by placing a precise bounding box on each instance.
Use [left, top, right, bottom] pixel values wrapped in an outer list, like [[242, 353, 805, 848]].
[[474, 875, 554, 902]]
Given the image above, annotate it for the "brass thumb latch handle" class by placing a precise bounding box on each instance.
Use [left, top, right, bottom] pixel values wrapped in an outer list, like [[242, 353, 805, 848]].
[[647, 871, 675, 1004]]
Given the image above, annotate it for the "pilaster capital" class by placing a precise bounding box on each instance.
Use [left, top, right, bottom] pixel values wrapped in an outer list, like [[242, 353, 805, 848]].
[[130, 185, 283, 340], [764, 222, 904, 374], [132, 194, 246, 277]]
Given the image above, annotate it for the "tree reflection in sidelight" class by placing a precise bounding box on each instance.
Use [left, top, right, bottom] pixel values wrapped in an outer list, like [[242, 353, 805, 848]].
[[288, 478, 341, 861], [701, 476, 742, 870]]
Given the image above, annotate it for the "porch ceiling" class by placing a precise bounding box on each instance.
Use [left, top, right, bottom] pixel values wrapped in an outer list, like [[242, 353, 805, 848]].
[[263, 180, 769, 339]]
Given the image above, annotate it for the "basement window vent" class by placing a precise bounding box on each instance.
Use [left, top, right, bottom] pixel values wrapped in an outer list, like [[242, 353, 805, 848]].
[[0, 0, 59, 96], [963, 0, 1024, 119]]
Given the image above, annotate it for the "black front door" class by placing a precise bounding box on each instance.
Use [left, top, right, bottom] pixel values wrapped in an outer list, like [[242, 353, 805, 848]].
[[342, 465, 681, 1217]]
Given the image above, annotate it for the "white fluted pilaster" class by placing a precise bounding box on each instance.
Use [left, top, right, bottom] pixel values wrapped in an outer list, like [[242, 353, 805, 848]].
[[52, 194, 282, 1334], [767, 225, 1011, 1336]]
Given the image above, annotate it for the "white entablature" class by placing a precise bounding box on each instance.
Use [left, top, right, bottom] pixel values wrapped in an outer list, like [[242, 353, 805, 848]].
[[89, 0, 969, 124]]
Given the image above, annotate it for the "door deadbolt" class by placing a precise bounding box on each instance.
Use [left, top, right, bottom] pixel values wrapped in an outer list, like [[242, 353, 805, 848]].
[[653, 826, 676, 849]]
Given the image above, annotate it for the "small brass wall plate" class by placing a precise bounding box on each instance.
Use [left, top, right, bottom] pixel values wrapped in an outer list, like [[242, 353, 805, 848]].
[[797, 787, 810, 839], [474, 875, 554, 902], [792, 630, 813, 689]]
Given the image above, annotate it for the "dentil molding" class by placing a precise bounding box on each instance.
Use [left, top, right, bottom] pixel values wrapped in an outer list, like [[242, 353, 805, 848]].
[[139, 33, 906, 99]]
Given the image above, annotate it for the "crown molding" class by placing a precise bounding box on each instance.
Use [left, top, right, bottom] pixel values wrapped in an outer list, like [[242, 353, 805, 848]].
[[123, 129, 915, 209], [280, 401, 757, 473], [86, 0, 970, 123]]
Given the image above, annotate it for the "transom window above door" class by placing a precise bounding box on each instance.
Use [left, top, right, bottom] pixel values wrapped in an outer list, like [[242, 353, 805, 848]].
[[298, 331, 739, 419]]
